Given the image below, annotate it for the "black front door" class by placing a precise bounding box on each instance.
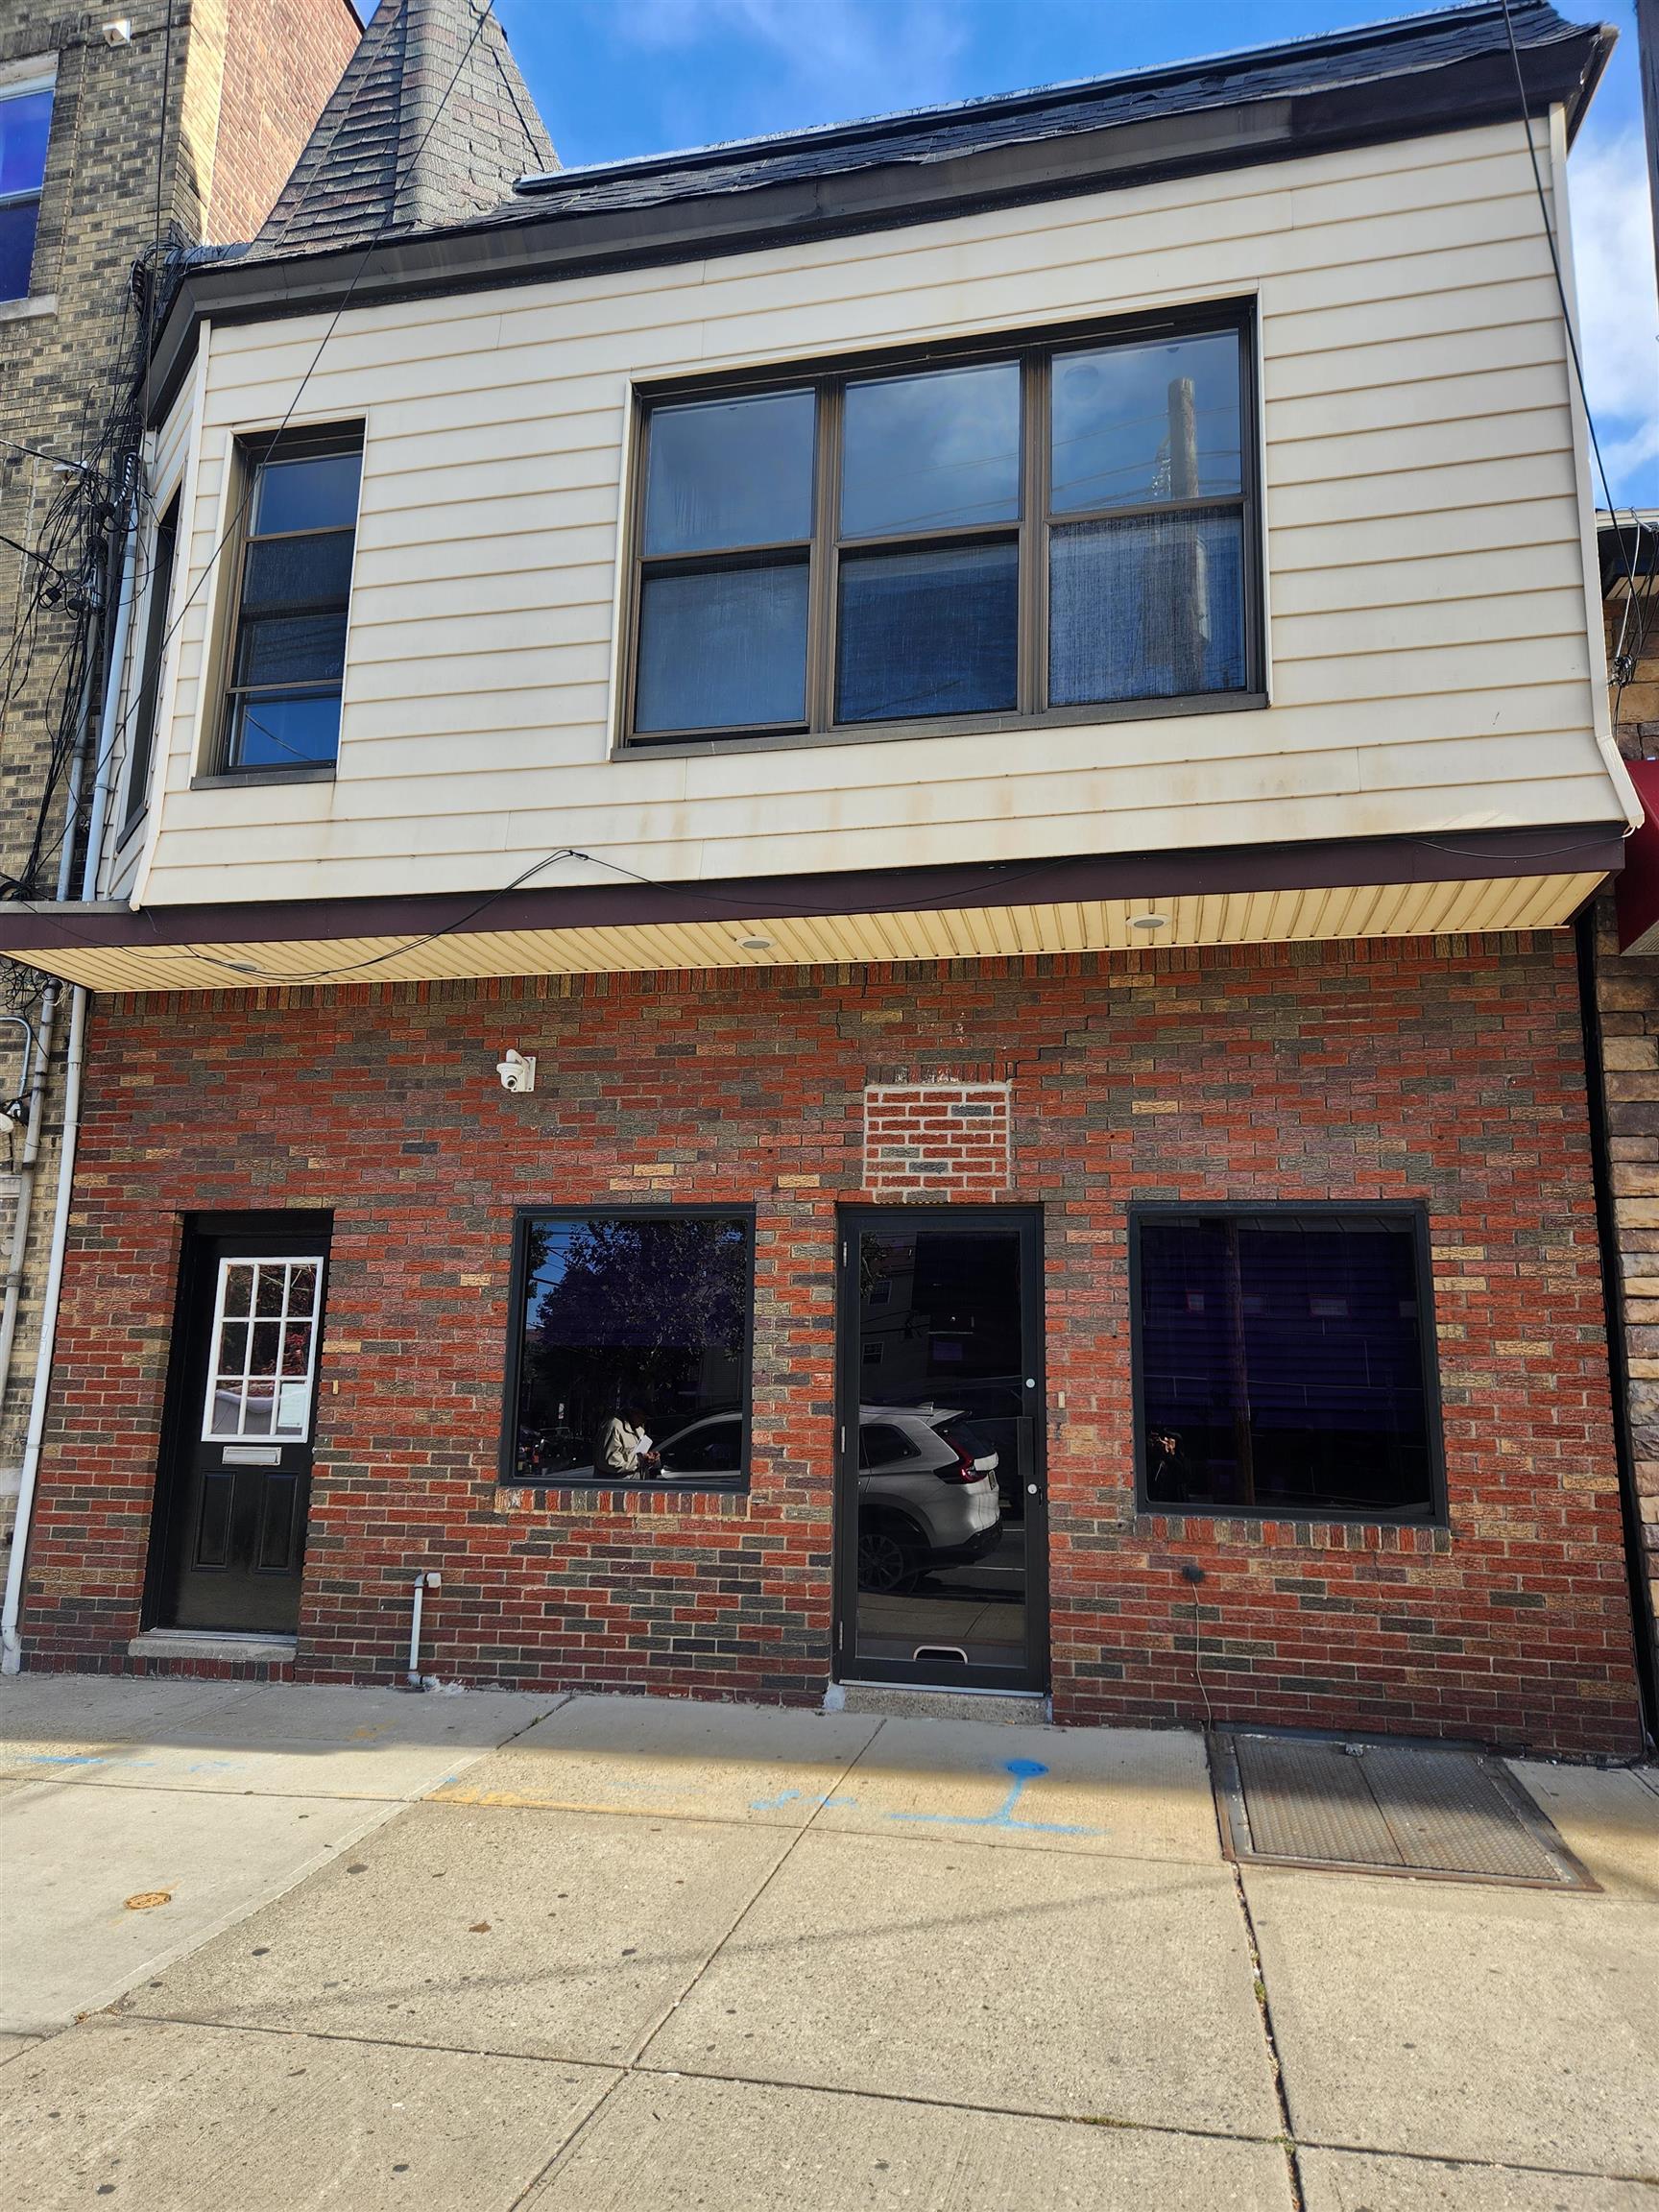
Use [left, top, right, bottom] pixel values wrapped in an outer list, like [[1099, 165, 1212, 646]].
[[836, 1209, 1046, 1692], [152, 1224, 329, 1633]]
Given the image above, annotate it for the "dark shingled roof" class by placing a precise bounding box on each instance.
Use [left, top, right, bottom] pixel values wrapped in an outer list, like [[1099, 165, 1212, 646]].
[[146, 0, 1613, 424], [498, 0, 1602, 228], [253, 0, 557, 258]]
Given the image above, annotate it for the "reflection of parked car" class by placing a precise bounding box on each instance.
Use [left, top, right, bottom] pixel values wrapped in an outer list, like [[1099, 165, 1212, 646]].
[[654, 1412, 746, 1479], [933, 1377, 1025, 1518], [655, 1405, 999, 1592], [856, 1405, 999, 1593]]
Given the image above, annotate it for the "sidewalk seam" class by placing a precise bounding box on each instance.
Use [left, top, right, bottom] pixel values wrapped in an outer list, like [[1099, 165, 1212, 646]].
[[1230, 1862, 1306, 2212], [501, 1719, 892, 2208]]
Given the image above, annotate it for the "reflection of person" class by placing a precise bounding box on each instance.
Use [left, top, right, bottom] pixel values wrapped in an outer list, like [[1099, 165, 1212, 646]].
[[1146, 1428, 1193, 1503], [599, 1409, 659, 1479]]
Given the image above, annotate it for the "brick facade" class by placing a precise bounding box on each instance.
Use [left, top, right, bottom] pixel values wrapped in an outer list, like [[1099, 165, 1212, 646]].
[[15, 933, 1644, 1756]]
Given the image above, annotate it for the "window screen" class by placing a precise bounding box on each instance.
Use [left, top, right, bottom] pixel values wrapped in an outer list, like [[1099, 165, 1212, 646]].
[[509, 1213, 752, 1486], [1135, 1212, 1438, 1521]]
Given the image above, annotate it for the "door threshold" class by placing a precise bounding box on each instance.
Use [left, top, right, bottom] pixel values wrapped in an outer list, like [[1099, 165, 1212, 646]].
[[129, 1629, 298, 1664], [831, 1682, 1051, 1725]]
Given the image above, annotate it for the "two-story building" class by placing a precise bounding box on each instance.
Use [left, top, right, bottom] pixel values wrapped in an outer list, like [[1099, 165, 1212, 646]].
[[0, 0, 1648, 1755]]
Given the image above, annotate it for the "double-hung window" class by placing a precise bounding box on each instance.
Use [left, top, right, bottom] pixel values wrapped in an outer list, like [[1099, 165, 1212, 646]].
[[0, 77, 54, 301], [220, 427, 362, 774], [623, 304, 1257, 747]]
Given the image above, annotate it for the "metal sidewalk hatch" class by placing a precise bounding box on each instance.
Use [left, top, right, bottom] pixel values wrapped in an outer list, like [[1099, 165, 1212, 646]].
[[1211, 1732, 1598, 1890]]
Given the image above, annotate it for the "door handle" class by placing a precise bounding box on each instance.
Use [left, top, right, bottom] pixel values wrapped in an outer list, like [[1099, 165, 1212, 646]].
[[1015, 1416, 1040, 1501]]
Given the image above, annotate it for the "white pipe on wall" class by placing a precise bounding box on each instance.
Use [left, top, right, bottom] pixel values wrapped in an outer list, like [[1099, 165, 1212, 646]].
[[406, 1571, 441, 1688], [0, 988, 58, 1426], [1, 985, 86, 1673], [0, 480, 137, 1669]]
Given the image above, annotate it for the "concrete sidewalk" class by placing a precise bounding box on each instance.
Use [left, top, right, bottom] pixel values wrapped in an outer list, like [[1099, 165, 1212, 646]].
[[0, 1680, 1654, 2210]]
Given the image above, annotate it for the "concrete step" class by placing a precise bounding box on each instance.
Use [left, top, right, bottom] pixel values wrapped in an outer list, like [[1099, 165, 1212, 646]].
[[830, 1682, 1051, 1725]]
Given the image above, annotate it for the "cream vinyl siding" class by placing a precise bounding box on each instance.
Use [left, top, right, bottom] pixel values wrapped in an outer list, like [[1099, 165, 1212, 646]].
[[104, 376, 199, 902], [136, 117, 1628, 909]]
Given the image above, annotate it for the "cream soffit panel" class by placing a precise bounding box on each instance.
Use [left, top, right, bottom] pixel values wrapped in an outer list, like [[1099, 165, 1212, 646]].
[[25, 872, 1599, 995]]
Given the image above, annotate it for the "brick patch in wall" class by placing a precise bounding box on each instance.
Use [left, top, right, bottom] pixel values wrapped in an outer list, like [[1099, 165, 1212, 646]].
[[864, 1080, 1011, 1197]]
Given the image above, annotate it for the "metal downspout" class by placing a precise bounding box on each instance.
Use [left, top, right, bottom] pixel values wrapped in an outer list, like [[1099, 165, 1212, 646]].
[[0, 985, 58, 1418], [0, 485, 135, 1671], [0, 986, 85, 1671], [1575, 906, 1659, 1752]]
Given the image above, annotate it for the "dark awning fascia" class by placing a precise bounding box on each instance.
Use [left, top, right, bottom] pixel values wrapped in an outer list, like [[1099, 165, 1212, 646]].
[[0, 825, 1626, 965], [144, 12, 1614, 427]]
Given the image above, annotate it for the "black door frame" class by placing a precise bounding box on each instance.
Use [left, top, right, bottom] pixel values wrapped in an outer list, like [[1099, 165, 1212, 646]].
[[833, 1204, 1048, 1692], [141, 1210, 332, 1633]]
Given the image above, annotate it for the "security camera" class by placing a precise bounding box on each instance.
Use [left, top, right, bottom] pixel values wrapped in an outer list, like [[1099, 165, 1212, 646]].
[[495, 1049, 537, 1094]]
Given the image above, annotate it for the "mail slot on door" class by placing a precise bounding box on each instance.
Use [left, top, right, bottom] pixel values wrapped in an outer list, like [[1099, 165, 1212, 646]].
[[221, 1444, 282, 1467]]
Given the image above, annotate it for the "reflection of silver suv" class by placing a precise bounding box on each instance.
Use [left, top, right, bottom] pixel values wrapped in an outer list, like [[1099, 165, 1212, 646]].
[[856, 1405, 1000, 1592], [654, 1405, 1000, 1593]]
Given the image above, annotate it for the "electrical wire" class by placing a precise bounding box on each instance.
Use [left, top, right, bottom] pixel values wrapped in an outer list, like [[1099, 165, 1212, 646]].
[[14, 0, 504, 905], [1499, 0, 1644, 616]]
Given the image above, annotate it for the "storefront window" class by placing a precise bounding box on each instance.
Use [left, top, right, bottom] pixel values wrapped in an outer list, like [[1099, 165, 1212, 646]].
[[1134, 1209, 1440, 1521], [505, 1211, 752, 1487]]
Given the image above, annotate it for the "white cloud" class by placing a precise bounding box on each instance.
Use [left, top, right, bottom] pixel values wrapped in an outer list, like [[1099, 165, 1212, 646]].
[[606, 0, 972, 126], [1568, 130, 1659, 503]]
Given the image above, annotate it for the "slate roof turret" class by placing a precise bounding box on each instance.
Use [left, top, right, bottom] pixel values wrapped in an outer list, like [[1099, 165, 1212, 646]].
[[254, 0, 556, 258]]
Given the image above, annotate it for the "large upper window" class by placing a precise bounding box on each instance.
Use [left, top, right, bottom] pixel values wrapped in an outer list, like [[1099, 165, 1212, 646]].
[[623, 308, 1256, 747], [1133, 1210, 1441, 1523], [220, 427, 362, 774], [505, 1211, 753, 1488], [0, 80, 53, 301]]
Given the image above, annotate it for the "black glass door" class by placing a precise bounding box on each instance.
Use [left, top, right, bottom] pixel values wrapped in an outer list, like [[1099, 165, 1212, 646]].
[[836, 1209, 1046, 1691]]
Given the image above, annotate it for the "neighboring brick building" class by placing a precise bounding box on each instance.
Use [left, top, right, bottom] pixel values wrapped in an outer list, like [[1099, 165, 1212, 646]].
[[0, 0, 360, 1527], [1589, 514, 1659, 1721], [0, 0, 1650, 1757]]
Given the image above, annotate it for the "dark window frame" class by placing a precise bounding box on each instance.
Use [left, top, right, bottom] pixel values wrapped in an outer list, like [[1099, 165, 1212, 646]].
[[119, 492, 181, 840], [498, 1202, 757, 1494], [1128, 1201, 1448, 1528], [618, 300, 1262, 755], [0, 76, 55, 304], [213, 421, 364, 779]]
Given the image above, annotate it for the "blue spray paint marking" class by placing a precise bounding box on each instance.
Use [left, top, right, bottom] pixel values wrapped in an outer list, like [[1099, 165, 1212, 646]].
[[888, 1757, 1099, 1836], [15, 1752, 108, 1768], [748, 1787, 859, 1813]]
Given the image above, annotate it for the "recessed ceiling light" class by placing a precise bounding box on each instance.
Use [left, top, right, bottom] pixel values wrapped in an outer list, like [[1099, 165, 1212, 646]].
[[739, 934, 774, 951], [1129, 914, 1168, 932]]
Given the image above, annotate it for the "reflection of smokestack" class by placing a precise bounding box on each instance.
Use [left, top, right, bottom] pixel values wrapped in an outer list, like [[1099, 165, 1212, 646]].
[[1166, 374, 1210, 694]]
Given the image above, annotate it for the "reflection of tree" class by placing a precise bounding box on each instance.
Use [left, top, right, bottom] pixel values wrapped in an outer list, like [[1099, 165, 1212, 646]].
[[519, 1217, 746, 1454]]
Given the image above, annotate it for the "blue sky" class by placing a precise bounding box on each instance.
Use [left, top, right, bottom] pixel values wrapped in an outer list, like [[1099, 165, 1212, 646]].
[[442, 1, 1657, 503]]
